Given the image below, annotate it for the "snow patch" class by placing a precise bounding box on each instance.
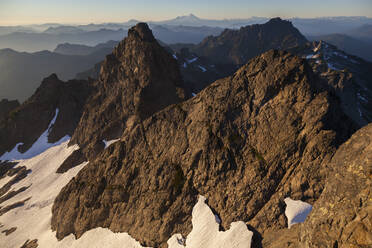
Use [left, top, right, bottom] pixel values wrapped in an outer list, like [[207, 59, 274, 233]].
[[173, 54, 178, 60], [169, 195, 253, 248], [333, 51, 348, 59], [306, 54, 314, 59], [192, 93, 196, 97], [198, 65, 207, 72], [358, 107, 363, 117], [187, 57, 198, 64], [183, 62, 187, 68], [284, 197, 312, 228], [0, 109, 69, 161], [357, 93, 368, 103], [103, 139, 120, 149], [327, 62, 338, 71]]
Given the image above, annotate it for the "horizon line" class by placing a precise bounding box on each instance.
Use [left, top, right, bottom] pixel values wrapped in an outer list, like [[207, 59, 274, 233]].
[[1, 14, 372, 27]]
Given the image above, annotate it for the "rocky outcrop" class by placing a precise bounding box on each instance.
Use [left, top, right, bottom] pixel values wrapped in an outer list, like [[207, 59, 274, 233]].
[[289, 40, 372, 127], [0, 74, 93, 157], [193, 18, 307, 65], [0, 99, 19, 122], [69, 23, 188, 160], [52, 50, 356, 247], [298, 123, 372, 247]]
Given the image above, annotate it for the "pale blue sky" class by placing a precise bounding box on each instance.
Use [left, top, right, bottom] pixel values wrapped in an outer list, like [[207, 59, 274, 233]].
[[1, 0, 371, 25]]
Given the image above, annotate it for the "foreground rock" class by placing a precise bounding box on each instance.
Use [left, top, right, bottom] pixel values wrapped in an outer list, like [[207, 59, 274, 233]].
[[52, 50, 355, 247], [299, 123, 372, 247], [69, 23, 188, 160], [0, 75, 93, 157]]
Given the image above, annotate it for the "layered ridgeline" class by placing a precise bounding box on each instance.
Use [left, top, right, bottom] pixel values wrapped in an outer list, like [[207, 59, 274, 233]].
[[0, 23, 370, 248], [172, 21, 372, 127], [156, 18, 307, 94], [0, 74, 93, 158], [52, 50, 356, 247], [0, 46, 112, 102], [68, 23, 188, 160], [192, 18, 307, 65], [77, 18, 308, 95]]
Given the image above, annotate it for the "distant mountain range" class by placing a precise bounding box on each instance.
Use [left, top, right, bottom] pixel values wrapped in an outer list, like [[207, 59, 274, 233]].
[[0, 44, 113, 102], [1, 15, 372, 52], [0, 24, 223, 52], [1, 16, 371, 103]]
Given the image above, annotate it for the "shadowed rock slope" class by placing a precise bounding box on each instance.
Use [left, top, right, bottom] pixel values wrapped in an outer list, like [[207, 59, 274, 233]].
[[193, 18, 307, 65], [69, 23, 188, 160], [52, 50, 356, 247], [0, 99, 19, 122], [0, 74, 93, 157]]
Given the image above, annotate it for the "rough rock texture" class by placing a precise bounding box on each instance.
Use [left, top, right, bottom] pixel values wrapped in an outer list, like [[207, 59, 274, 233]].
[[56, 149, 86, 174], [0, 99, 20, 122], [52, 50, 355, 247], [298, 123, 372, 247], [289, 40, 372, 127], [69, 23, 187, 160], [20, 239, 38, 248], [2, 226, 17, 236], [0, 74, 93, 156], [193, 18, 307, 65]]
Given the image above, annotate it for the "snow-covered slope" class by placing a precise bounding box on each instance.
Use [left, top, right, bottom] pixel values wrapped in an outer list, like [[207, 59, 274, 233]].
[[0, 109, 69, 161], [0, 140, 148, 248], [0, 139, 253, 248]]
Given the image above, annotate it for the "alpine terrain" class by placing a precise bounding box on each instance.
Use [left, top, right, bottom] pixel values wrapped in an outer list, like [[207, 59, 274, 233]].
[[0, 20, 371, 248]]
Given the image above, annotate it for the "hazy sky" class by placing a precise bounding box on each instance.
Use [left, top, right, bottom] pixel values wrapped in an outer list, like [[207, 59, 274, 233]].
[[1, 0, 371, 25]]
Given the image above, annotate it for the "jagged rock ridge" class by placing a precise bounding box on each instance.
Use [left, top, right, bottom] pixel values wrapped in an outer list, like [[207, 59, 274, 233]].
[[0, 74, 93, 156], [289, 40, 372, 127], [69, 23, 188, 160], [192, 18, 307, 65], [52, 50, 355, 247]]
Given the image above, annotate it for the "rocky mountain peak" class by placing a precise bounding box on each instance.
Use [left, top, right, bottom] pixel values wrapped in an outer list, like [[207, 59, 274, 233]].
[[52, 49, 355, 247], [127, 22, 155, 42], [193, 18, 307, 65], [265, 17, 289, 25], [0, 74, 93, 157], [70, 23, 188, 159]]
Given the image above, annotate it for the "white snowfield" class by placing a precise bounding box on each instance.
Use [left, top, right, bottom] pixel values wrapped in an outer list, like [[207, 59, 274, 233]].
[[0, 108, 69, 161], [284, 197, 313, 228], [168, 195, 253, 248], [0, 140, 148, 248], [0, 139, 253, 248]]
